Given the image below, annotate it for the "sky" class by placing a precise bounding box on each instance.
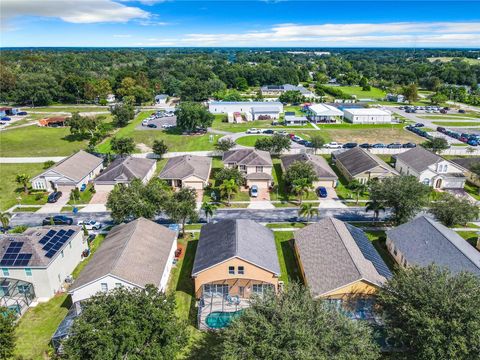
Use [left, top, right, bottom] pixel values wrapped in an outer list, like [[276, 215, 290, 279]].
[[1, 0, 480, 48]]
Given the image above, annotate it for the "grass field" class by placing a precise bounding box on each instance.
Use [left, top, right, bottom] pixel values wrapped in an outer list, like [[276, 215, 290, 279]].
[[324, 85, 386, 100], [419, 113, 480, 119], [235, 135, 270, 147], [431, 121, 480, 127], [324, 128, 422, 144], [27, 106, 109, 113], [427, 57, 480, 65], [274, 231, 302, 283], [0, 163, 47, 211], [364, 230, 397, 271], [211, 115, 312, 133], [271, 158, 318, 202]]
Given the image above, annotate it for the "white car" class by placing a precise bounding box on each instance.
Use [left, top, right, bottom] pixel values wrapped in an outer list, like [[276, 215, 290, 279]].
[[142, 119, 149, 126], [246, 128, 262, 134], [77, 219, 102, 230], [162, 123, 174, 129], [325, 142, 343, 149]]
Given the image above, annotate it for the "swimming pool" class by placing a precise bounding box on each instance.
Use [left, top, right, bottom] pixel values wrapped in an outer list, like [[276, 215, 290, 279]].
[[205, 310, 244, 329]]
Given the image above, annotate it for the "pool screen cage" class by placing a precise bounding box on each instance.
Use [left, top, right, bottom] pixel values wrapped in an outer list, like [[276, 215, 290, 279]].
[[0, 277, 35, 317], [51, 302, 82, 352]]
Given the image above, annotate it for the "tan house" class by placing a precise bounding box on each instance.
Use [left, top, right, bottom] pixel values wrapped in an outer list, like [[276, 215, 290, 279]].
[[294, 218, 391, 317], [192, 219, 281, 329], [158, 155, 212, 190], [281, 153, 338, 188], [94, 156, 156, 192], [222, 149, 273, 188], [450, 157, 480, 187], [333, 147, 398, 184]]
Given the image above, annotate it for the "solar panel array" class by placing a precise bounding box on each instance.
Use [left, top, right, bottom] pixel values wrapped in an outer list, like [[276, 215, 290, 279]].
[[39, 229, 76, 258], [0, 241, 32, 267]]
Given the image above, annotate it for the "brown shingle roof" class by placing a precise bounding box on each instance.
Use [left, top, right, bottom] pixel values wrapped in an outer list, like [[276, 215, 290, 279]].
[[281, 153, 338, 180], [95, 156, 155, 184], [335, 147, 397, 177], [158, 155, 212, 181], [223, 149, 272, 167]]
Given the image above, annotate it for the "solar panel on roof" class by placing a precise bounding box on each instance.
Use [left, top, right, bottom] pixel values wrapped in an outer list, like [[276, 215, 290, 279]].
[[45, 250, 56, 258], [43, 243, 54, 251], [46, 230, 56, 237], [65, 229, 75, 236], [57, 230, 66, 236], [53, 243, 62, 251]]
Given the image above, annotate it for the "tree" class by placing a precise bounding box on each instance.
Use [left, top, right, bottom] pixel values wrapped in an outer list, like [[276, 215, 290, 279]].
[[359, 77, 371, 91], [69, 112, 100, 139], [309, 134, 325, 152], [430, 93, 448, 105], [347, 180, 368, 205], [175, 102, 214, 132], [377, 265, 480, 360], [422, 137, 449, 154], [216, 138, 236, 152], [111, 104, 134, 127], [291, 178, 313, 205], [163, 187, 198, 237], [0, 307, 16, 359], [152, 139, 168, 159], [62, 285, 187, 360], [284, 161, 318, 187], [369, 176, 431, 225], [279, 90, 305, 104], [15, 173, 31, 194], [215, 167, 244, 186], [365, 199, 385, 223], [402, 83, 419, 103], [201, 202, 217, 223], [298, 203, 318, 222], [219, 179, 238, 206], [43, 160, 55, 169], [429, 193, 479, 226], [218, 283, 380, 360], [0, 212, 11, 232], [254, 134, 291, 155], [110, 137, 135, 156]]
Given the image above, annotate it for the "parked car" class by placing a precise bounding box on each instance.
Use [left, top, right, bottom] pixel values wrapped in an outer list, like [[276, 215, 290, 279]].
[[414, 123, 424, 127], [325, 142, 343, 149], [142, 119, 149, 126], [387, 143, 402, 149], [17, 111, 28, 115], [316, 186, 328, 198], [42, 215, 73, 226], [80, 184, 87, 192], [47, 191, 62, 203], [87, 234, 96, 243], [77, 219, 102, 230], [304, 141, 313, 148], [262, 129, 275, 134], [359, 143, 371, 149], [291, 135, 303, 143], [342, 142, 358, 149], [162, 124, 174, 129], [271, 121, 279, 126], [1, 116, 11, 121], [246, 128, 262, 134], [402, 143, 416, 148], [147, 123, 158, 128], [371, 143, 386, 148], [249, 185, 258, 198], [458, 109, 466, 113]]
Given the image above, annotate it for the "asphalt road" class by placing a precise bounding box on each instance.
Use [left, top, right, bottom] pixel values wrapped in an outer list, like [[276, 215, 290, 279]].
[[10, 207, 391, 228]]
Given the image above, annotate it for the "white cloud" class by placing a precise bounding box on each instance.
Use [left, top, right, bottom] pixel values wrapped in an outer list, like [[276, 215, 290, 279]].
[[1, 0, 150, 24]]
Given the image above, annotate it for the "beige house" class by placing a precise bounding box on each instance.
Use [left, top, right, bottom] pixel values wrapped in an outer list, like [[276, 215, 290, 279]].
[[281, 153, 338, 188], [158, 155, 212, 190], [223, 149, 273, 188], [333, 147, 398, 184], [31, 150, 103, 192], [451, 157, 480, 186], [94, 156, 156, 192]]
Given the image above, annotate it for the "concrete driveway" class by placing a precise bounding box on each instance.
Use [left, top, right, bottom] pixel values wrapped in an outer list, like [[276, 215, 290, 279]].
[[37, 193, 70, 213], [90, 190, 109, 204]]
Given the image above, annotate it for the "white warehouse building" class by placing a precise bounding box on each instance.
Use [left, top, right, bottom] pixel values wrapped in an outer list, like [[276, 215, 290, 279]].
[[208, 101, 283, 121], [343, 108, 392, 124]]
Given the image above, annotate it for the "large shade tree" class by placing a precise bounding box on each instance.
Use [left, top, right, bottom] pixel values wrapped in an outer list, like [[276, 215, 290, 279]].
[[0, 307, 16, 360], [175, 102, 214, 132], [62, 285, 187, 360], [429, 192, 479, 226], [377, 265, 480, 360]]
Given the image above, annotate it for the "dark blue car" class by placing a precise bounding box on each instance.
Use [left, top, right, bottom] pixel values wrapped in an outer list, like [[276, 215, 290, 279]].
[[316, 186, 328, 198]]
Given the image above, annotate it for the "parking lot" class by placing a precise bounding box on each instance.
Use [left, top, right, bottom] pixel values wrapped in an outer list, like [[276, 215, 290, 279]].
[[135, 114, 177, 131]]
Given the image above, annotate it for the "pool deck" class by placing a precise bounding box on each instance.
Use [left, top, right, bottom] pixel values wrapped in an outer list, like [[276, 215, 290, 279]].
[[198, 296, 250, 330]]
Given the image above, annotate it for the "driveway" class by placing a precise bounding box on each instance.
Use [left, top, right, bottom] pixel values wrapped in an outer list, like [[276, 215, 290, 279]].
[[248, 188, 274, 209], [135, 116, 176, 130], [37, 193, 70, 213], [90, 190, 109, 205]]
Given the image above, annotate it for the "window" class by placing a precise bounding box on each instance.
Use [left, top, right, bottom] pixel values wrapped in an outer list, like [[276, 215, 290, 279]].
[[203, 284, 229, 296], [25, 268, 32, 277], [101, 283, 108, 292], [252, 284, 274, 295], [238, 266, 245, 275], [423, 178, 430, 185], [255, 166, 263, 172], [228, 266, 235, 275], [239, 165, 246, 171], [2, 268, 9, 277], [443, 164, 448, 172]]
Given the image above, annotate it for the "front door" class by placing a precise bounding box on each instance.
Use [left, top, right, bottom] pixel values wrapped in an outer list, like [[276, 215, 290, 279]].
[[435, 178, 443, 189], [239, 286, 245, 297]]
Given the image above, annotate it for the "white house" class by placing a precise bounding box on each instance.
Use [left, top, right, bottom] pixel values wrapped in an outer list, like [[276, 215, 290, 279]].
[[343, 108, 392, 124], [31, 150, 103, 192], [394, 147, 466, 189], [208, 101, 283, 120], [0, 226, 86, 314], [155, 94, 168, 105], [306, 103, 344, 123], [69, 218, 177, 304]]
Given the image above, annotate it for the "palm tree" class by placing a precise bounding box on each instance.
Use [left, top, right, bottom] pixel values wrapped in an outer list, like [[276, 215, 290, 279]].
[[298, 203, 318, 222], [201, 202, 217, 223], [365, 200, 385, 223], [16, 173, 31, 194], [0, 212, 11, 232], [291, 178, 313, 205], [219, 179, 238, 206], [347, 180, 367, 205]]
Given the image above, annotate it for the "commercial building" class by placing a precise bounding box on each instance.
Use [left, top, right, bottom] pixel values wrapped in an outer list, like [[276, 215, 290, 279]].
[[260, 84, 315, 98], [343, 108, 392, 124], [305, 103, 343, 123], [208, 101, 283, 121]]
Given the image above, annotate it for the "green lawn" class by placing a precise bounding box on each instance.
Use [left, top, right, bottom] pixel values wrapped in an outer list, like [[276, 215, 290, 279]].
[[464, 182, 480, 201], [13, 206, 40, 213], [324, 85, 386, 100], [431, 121, 480, 127], [456, 231, 479, 248], [419, 113, 480, 119], [235, 135, 270, 147], [0, 163, 48, 211], [274, 231, 302, 283], [27, 106, 109, 113], [67, 184, 95, 205], [363, 230, 397, 271], [71, 234, 106, 279], [270, 158, 318, 202], [327, 159, 370, 201], [211, 114, 312, 133], [267, 222, 307, 229]]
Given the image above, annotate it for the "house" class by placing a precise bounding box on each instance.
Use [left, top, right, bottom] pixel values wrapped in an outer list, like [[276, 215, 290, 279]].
[[393, 147, 466, 189], [69, 218, 177, 304], [334, 147, 398, 184], [155, 94, 168, 105], [385, 93, 405, 103], [260, 84, 315, 98], [158, 155, 212, 190], [223, 149, 273, 188], [0, 107, 19, 116], [284, 114, 308, 126], [38, 116, 69, 127], [208, 101, 283, 121], [450, 157, 480, 186], [94, 156, 156, 192], [106, 94, 116, 103], [343, 108, 392, 124], [281, 153, 338, 188], [294, 218, 391, 305], [0, 226, 86, 315], [31, 150, 103, 192], [305, 103, 344, 123], [386, 216, 480, 276], [192, 219, 281, 329]]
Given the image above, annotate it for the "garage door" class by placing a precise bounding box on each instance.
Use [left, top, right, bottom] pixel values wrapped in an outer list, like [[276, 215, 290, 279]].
[[314, 180, 336, 188], [247, 179, 270, 189], [184, 181, 204, 190]]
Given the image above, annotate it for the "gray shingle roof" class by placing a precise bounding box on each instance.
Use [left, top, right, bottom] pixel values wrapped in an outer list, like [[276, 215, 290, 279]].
[[158, 155, 212, 181], [245, 172, 272, 180], [335, 147, 397, 177], [222, 149, 272, 167], [450, 157, 479, 171], [281, 154, 338, 180], [192, 219, 281, 276], [69, 218, 177, 291], [294, 218, 391, 297], [95, 156, 156, 184], [386, 216, 480, 275], [36, 150, 103, 182], [394, 147, 442, 173]]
